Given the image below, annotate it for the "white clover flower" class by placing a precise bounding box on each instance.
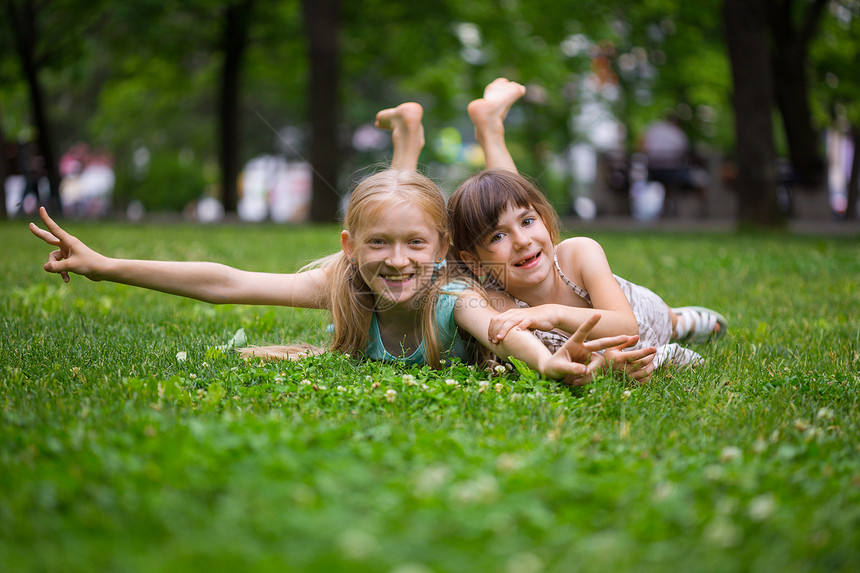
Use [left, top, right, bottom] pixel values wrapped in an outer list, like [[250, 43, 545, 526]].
[[402, 374, 417, 386], [445, 379, 459, 387], [176, 351, 187, 362], [748, 493, 777, 521], [622, 390, 632, 398], [317, 385, 327, 391], [816, 407, 835, 420], [189, 373, 197, 380], [452, 474, 499, 505], [337, 529, 377, 560], [201, 362, 209, 368], [337, 385, 346, 392], [493, 364, 507, 375], [506, 552, 542, 573], [421, 384, 429, 390], [720, 446, 742, 463], [495, 382, 504, 393], [478, 380, 490, 393], [300, 379, 312, 386], [385, 389, 397, 402], [703, 517, 741, 547], [495, 453, 522, 472]]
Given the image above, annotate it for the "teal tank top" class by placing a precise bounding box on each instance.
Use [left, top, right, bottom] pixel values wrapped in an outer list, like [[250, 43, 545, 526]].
[[364, 282, 471, 366]]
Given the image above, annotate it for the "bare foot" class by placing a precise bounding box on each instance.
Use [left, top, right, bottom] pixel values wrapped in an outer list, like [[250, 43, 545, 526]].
[[376, 102, 424, 170], [467, 78, 526, 145]]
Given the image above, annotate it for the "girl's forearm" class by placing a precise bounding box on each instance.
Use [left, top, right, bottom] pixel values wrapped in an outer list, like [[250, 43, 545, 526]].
[[492, 329, 559, 378], [99, 258, 240, 303], [552, 305, 638, 338], [98, 258, 329, 308]]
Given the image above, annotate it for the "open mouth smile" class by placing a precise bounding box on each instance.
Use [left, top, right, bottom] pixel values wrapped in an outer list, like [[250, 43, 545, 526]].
[[514, 252, 541, 268], [380, 273, 416, 285]]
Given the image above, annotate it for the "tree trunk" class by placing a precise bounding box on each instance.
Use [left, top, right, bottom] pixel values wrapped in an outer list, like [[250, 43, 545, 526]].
[[723, 0, 785, 229], [0, 105, 7, 219], [846, 126, 860, 221], [767, 0, 827, 188], [303, 0, 341, 223], [218, 0, 254, 214], [6, 0, 62, 212]]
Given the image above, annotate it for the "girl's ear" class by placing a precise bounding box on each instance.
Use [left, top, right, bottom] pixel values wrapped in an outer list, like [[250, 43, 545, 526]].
[[438, 234, 450, 261], [340, 230, 355, 260], [458, 250, 484, 275]]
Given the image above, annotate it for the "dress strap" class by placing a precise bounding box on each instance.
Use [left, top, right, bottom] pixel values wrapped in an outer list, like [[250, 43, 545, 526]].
[[553, 251, 592, 306]]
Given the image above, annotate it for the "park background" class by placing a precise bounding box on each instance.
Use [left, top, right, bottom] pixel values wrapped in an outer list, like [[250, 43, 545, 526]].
[[2, 1, 860, 572], [3, 0, 860, 228]]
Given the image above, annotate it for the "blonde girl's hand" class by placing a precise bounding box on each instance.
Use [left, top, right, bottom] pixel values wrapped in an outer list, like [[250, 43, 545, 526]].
[[29, 207, 107, 283], [603, 335, 657, 383], [488, 305, 561, 344]]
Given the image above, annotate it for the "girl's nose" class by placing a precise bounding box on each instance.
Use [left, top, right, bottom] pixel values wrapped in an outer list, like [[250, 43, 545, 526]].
[[510, 228, 531, 249], [385, 245, 409, 267]]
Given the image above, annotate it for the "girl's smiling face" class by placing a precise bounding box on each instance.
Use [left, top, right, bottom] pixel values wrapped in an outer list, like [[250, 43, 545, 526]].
[[467, 203, 554, 291], [342, 202, 448, 310]]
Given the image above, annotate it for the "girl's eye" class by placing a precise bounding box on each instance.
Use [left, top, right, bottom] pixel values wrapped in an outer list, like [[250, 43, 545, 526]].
[[409, 239, 426, 246], [489, 232, 504, 244], [368, 238, 385, 246], [522, 217, 535, 227]]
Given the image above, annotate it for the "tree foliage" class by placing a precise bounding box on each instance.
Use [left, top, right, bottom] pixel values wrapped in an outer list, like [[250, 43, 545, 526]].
[[1, 0, 858, 224]]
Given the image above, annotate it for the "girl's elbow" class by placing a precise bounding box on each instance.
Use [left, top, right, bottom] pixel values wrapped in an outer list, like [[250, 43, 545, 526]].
[[624, 316, 639, 337]]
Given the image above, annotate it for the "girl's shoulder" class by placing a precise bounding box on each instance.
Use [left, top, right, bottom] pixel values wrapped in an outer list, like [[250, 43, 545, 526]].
[[555, 236, 607, 269]]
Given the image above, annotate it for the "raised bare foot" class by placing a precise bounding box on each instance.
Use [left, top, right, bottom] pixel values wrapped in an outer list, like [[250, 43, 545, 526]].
[[467, 78, 526, 143], [375, 102, 424, 170]]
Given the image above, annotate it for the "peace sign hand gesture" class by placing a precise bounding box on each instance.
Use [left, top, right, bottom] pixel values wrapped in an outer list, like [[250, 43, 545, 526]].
[[29, 207, 108, 283], [540, 313, 633, 386]]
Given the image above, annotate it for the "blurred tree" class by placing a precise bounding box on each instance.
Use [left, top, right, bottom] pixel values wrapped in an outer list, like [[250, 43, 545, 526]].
[[812, 0, 860, 220], [103, 0, 257, 213], [766, 0, 828, 188], [3, 0, 91, 211], [723, 0, 783, 228], [0, 105, 7, 217], [219, 0, 255, 213], [613, 0, 732, 148], [303, 0, 341, 223]]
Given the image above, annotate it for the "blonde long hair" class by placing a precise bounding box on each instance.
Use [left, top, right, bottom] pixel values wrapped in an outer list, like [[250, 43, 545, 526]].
[[243, 169, 458, 367]]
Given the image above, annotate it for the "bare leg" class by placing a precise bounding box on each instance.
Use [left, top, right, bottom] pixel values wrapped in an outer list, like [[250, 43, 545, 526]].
[[375, 102, 425, 170], [467, 78, 526, 172]]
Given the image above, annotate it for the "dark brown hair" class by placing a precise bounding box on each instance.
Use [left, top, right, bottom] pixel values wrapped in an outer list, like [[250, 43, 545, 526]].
[[448, 169, 560, 258]]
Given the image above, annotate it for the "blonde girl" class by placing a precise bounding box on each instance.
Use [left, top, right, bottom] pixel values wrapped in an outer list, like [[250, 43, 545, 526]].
[[29, 104, 630, 384], [448, 79, 727, 380]]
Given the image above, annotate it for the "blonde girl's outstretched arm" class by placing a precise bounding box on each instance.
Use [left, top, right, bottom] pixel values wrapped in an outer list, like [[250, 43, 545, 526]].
[[453, 289, 631, 383], [29, 207, 329, 308]]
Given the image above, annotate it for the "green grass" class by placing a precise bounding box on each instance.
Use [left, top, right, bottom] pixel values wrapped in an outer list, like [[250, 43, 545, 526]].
[[1, 219, 859, 573]]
